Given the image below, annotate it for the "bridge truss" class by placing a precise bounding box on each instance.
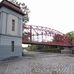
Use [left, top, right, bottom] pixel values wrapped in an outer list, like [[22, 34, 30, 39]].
[[22, 25, 71, 46]]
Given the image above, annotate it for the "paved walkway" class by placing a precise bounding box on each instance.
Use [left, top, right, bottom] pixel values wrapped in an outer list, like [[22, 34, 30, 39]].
[[0, 52, 74, 74]]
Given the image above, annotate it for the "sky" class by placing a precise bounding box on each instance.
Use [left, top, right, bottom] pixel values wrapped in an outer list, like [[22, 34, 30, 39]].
[[1, 0, 74, 34], [20, 0, 74, 34]]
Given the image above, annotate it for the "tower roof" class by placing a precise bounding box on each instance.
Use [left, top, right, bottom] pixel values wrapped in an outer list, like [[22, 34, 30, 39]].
[[0, 0, 25, 15]]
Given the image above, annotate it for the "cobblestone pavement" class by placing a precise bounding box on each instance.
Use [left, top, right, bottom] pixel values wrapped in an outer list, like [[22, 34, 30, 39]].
[[0, 53, 74, 74]]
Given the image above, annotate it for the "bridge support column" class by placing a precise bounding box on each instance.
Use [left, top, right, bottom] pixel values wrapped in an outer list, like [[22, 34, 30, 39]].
[[61, 47, 72, 54]]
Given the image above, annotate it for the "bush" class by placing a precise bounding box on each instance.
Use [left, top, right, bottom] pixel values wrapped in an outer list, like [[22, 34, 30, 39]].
[[27, 45, 63, 53]]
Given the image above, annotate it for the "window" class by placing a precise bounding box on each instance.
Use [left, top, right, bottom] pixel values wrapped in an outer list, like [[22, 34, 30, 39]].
[[11, 41, 14, 52], [12, 19, 15, 31]]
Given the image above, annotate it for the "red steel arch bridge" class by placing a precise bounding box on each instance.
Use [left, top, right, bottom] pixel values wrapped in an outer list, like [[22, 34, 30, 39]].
[[22, 25, 72, 46]]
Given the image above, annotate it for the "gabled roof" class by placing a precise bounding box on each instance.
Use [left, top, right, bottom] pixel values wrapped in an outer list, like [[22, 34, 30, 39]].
[[0, 0, 25, 15]]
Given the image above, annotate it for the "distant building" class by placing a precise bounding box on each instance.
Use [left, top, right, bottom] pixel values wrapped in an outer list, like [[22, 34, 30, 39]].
[[0, 0, 24, 60]]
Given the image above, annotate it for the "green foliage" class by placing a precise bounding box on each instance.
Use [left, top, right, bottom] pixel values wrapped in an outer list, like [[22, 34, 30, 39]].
[[27, 45, 63, 53], [9, 0, 30, 23], [66, 31, 74, 41], [37, 46, 62, 53], [27, 45, 38, 51]]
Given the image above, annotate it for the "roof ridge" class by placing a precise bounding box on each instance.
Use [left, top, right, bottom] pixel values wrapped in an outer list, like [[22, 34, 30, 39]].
[[2, 0, 20, 8], [0, 0, 25, 15]]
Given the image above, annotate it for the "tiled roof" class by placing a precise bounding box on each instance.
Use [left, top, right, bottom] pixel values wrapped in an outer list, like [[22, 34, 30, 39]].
[[0, 0, 25, 15]]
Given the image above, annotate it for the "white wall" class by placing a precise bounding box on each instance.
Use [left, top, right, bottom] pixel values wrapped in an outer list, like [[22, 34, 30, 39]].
[[0, 12, 2, 33], [0, 35, 22, 60], [7, 14, 18, 36], [0, 36, 22, 46], [0, 6, 23, 60], [2, 12, 7, 34], [0, 7, 23, 37]]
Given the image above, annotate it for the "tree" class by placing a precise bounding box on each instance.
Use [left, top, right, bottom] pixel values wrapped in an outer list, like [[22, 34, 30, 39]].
[[9, 0, 30, 23], [66, 31, 74, 41]]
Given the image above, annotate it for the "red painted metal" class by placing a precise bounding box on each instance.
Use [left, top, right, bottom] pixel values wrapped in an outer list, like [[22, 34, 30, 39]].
[[22, 25, 72, 46]]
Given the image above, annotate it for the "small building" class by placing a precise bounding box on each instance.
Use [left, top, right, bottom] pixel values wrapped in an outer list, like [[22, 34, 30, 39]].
[[0, 0, 24, 60]]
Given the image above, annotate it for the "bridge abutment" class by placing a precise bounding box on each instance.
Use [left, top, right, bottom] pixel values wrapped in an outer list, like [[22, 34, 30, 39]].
[[61, 47, 72, 54], [71, 47, 74, 54]]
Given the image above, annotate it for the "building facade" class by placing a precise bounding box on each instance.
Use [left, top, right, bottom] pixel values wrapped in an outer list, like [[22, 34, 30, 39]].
[[0, 0, 24, 60]]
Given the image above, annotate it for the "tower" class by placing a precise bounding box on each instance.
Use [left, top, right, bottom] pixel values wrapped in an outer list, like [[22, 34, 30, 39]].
[[0, 0, 24, 60]]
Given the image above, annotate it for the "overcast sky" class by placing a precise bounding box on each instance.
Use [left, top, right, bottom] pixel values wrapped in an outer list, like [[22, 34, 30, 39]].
[[1, 0, 74, 34]]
